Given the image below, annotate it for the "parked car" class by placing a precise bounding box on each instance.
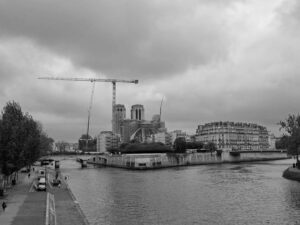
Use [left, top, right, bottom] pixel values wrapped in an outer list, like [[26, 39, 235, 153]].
[[52, 179, 61, 186], [37, 177, 46, 191]]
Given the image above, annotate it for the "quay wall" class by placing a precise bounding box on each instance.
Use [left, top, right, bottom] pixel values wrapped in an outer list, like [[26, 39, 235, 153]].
[[282, 167, 300, 181], [87, 151, 288, 170]]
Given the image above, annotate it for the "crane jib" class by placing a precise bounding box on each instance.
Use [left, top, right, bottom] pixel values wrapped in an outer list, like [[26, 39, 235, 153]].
[[38, 77, 138, 84], [38, 76, 139, 136]]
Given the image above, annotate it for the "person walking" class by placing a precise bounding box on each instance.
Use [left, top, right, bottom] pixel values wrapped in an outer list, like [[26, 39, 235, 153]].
[[2, 201, 7, 211]]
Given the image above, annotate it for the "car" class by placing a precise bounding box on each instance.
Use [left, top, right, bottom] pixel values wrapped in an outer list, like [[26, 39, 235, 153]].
[[38, 177, 46, 183], [36, 177, 46, 191], [52, 179, 61, 186], [37, 183, 46, 191]]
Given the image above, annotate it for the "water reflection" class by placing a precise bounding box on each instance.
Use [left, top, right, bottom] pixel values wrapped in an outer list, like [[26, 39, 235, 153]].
[[60, 158, 300, 225]]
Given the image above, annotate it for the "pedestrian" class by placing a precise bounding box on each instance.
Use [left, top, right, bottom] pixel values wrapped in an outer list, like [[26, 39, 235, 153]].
[[2, 201, 7, 211], [28, 173, 30, 178]]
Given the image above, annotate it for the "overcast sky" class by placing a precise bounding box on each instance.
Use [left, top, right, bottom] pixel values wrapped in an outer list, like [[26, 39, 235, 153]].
[[0, 0, 299, 142]]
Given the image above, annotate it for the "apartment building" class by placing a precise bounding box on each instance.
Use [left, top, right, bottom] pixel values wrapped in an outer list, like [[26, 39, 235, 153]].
[[97, 131, 120, 153], [195, 122, 269, 151]]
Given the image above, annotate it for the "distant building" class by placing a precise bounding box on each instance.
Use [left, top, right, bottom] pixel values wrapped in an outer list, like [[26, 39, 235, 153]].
[[169, 130, 187, 145], [268, 133, 278, 149], [195, 121, 269, 151], [97, 131, 120, 153], [154, 132, 172, 146], [113, 104, 126, 135], [131, 104, 145, 120], [120, 119, 140, 143], [117, 104, 166, 143]]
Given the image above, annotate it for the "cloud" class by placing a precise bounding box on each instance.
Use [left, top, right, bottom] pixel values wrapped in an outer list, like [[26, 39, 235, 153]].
[[0, 0, 234, 79], [1, 0, 300, 141]]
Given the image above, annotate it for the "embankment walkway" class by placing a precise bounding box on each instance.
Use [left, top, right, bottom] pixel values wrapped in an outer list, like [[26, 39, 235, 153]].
[[0, 167, 89, 225], [0, 172, 46, 225]]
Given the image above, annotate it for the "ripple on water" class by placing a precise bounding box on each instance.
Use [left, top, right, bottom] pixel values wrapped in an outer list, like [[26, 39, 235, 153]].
[[61, 159, 300, 225]]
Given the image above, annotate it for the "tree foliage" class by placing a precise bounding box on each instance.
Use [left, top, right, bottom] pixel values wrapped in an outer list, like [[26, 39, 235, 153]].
[[279, 114, 300, 159], [78, 134, 96, 152], [174, 137, 186, 153], [204, 142, 217, 152], [0, 101, 53, 176], [275, 135, 289, 149], [108, 142, 172, 154], [186, 141, 204, 150]]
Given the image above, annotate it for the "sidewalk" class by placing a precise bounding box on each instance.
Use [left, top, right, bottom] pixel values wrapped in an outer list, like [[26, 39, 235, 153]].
[[0, 171, 46, 225], [47, 169, 89, 225], [0, 167, 89, 225]]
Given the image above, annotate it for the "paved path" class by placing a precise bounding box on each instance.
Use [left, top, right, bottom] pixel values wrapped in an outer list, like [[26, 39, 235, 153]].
[[0, 166, 89, 225], [0, 171, 46, 225], [47, 169, 89, 225]]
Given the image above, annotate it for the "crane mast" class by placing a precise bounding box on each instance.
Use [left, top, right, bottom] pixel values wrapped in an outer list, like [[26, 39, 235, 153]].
[[38, 76, 138, 139], [85, 81, 96, 151]]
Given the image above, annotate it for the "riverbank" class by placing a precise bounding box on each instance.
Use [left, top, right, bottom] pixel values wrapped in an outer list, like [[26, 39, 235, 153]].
[[87, 150, 289, 170], [0, 171, 46, 225], [47, 168, 90, 225], [282, 166, 300, 181], [0, 167, 89, 225]]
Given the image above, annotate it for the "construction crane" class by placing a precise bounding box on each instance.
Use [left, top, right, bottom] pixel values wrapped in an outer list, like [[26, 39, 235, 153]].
[[85, 81, 95, 150], [159, 97, 164, 122], [38, 77, 139, 138]]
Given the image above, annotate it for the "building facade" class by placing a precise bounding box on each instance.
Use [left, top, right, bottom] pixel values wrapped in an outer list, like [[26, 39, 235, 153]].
[[195, 122, 269, 151], [131, 104, 145, 120], [154, 132, 172, 146], [113, 104, 126, 135], [97, 131, 120, 153], [119, 105, 166, 143]]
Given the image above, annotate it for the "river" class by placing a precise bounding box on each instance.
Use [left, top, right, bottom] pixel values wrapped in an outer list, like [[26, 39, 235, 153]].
[[59, 158, 300, 225]]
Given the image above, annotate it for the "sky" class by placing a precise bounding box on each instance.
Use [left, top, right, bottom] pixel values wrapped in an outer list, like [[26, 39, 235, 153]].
[[0, 0, 300, 142]]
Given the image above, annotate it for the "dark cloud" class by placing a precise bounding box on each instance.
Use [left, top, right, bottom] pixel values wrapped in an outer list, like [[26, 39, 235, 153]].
[[0, 0, 232, 79], [1, 0, 300, 141]]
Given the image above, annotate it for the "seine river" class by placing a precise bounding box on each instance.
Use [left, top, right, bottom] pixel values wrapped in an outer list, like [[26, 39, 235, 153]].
[[60, 158, 300, 225]]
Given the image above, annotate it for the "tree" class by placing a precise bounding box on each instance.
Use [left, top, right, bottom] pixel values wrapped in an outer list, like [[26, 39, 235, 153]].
[[39, 133, 54, 156], [174, 137, 186, 153], [78, 134, 96, 152], [204, 142, 217, 153], [186, 141, 204, 150], [0, 101, 25, 175], [279, 114, 300, 161], [0, 101, 52, 177], [275, 135, 288, 149]]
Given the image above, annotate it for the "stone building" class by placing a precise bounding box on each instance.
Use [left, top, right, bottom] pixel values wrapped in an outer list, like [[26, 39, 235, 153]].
[[97, 131, 120, 153], [131, 104, 144, 121], [195, 121, 269, 151], [113, 104, 126, 135], [120, 106, 166, 143], [154, 131, 172, 146]]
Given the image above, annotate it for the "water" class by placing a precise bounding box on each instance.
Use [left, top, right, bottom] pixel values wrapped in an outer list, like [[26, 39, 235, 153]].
[[60, 158, 300, 225]]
